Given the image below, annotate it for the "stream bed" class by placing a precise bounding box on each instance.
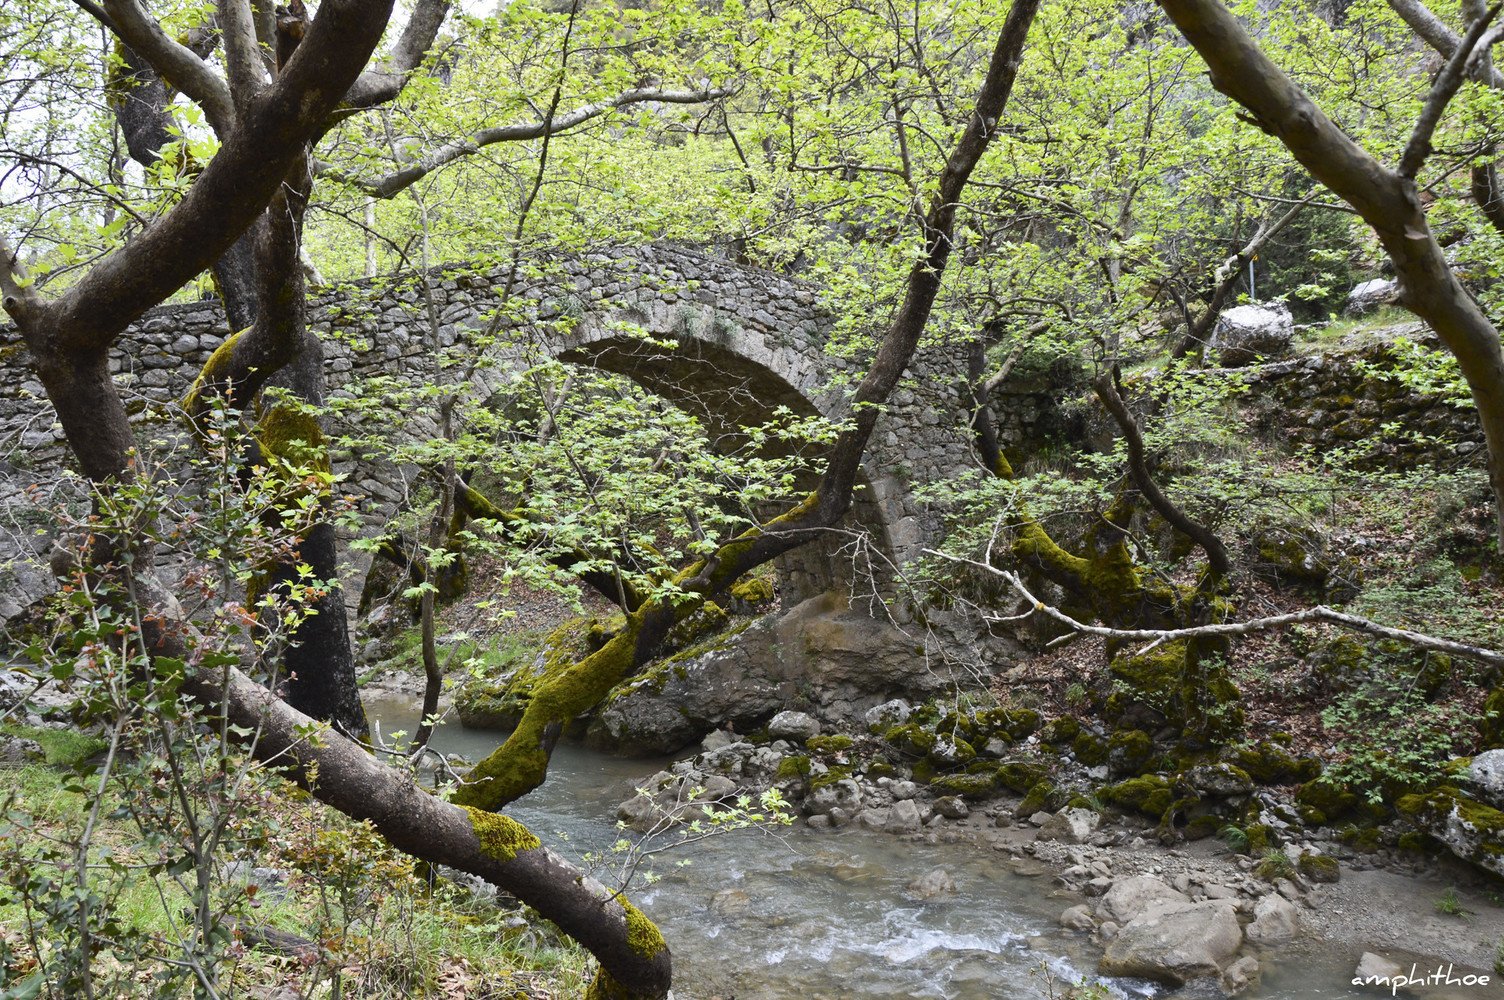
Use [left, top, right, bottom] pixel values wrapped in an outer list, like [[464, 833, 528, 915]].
[[366, 697, 1465, 999]]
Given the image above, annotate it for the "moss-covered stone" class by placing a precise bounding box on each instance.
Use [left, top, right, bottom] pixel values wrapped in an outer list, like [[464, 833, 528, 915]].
[[1039, 716, 1081, 746], [1396, 785, 1504, 876], [996, 760, 1049, 794], [1108, 643, 1185, 724], [1101, 775, 1174, 819], [1483, 687, 1504, 749], [929, 772, 999, 800], [1018, 780, 1055, 816], [1185, 814, 1222, 841], [884, 723, 936, 757], [729, 575, 776, 607], [866, 762, 897, 781], [807, 735, 854, 754], [1072, 731, 1108, 767], [1237, 742, 1319, 785], [1107, 730, 1154, 776], [809, 765, 853, 792], [1297, 852, 1340, 883], [1296, 778, 1359, 823], [775, 755, 812, 781], [1335, 823, 1381, 853]]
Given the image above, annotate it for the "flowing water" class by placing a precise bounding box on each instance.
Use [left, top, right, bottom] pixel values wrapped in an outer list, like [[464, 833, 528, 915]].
[[366, 698, 1478, 999]]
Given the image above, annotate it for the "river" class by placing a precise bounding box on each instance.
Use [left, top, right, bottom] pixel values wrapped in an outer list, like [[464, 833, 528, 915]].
[[366, 697, 1477, 1000]]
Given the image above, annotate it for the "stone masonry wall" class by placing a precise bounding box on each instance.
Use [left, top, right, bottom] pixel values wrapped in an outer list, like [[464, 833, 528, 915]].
[[0, 243, 980, 620]]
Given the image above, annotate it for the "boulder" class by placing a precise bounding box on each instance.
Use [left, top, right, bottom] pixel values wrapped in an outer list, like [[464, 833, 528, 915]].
[[1059, 904, 1096, 932], [1210, 302, 1294, 366], [886, 799, 923, 833], [864, 699, 912, 729], [1354, 953, 1403, 984], [1222, 955, 1260, 995], [932, 795, 969, 820], [1464, 749, 1504, 810], [1344, 278, 1399, 317], [1397, 785, 1504, 877], [1187, 763, 1255, 797], [0, 735, 44, 767], [807, 778, 863, 817], [588, 591, 1013, 755], [905, 867, 957, 900], [1097, 899, 1242, 986], [1096, 875, 1189, 925], [1244, 893, 1299, 944], [1036, 808, 1101, 844], [768, 711, 821, 742]]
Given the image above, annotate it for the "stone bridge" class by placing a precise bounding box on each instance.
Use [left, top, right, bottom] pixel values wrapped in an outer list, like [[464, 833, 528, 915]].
[[0, 244, 984, 621]]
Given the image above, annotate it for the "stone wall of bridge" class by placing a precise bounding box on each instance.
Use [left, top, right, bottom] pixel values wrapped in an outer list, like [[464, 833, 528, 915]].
[[0, 244, 983, 622]]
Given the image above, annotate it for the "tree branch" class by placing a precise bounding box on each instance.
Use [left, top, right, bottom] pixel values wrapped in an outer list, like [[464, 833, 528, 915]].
[[1399, 5, 1502, 179], [926, 550, 1504, 668], [318, 86, 735, 199], [1093, 368, 1232, 582], [1387, 0, 1504, 88], [338, 0, 453, 114], [101, 0, 236, 133], [17, 0, 397, 357], [217, 0, 271, 113]]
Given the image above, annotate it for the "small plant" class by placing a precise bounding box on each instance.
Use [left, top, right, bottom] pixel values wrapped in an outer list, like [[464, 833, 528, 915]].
[[1436, 887, 1471, 918], [1218, 823, 1250, 855], [1254, 848, 1296, 882], [1064, 682, 1088, 709]]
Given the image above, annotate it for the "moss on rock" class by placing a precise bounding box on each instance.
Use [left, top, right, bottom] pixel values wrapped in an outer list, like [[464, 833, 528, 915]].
[[1101, 775, 1174, 819], [929, 772, 999, 800], [1018, 780, 1055, 816], [1107, 730, 1154, 776], [1297, 853, 1340, 883]]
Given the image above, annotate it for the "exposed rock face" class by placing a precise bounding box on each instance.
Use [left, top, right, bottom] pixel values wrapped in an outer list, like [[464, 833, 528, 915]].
[[768, 710, 821, 742], [1098, 898, 1242, 986], [1036, 807, 1100, 844], [0, 735, 44, 767], [1463, 750, 1504, 810], [1210, 302, 1294, 366], [587, 592, 1006, 755], [1244, 893, 1299, 944], [1398, 785, 1504, 877], [1345, 278, 1399, 317], [1096, 875, 1188, 925]]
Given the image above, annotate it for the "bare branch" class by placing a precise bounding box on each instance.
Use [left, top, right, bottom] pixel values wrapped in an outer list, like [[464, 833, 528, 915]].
[[319, 86, 736, 199], [926, 549, 1504, 669], [1399, 5, 1502, 179], [1093, 368, 1232, 582], [1387, 0, 1504, 88], [102, 0, 236, 133], [338, 0, 452, 114]]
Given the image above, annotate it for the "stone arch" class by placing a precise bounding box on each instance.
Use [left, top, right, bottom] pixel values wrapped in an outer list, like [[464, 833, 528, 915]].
[[542, 294, 900, 606]]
